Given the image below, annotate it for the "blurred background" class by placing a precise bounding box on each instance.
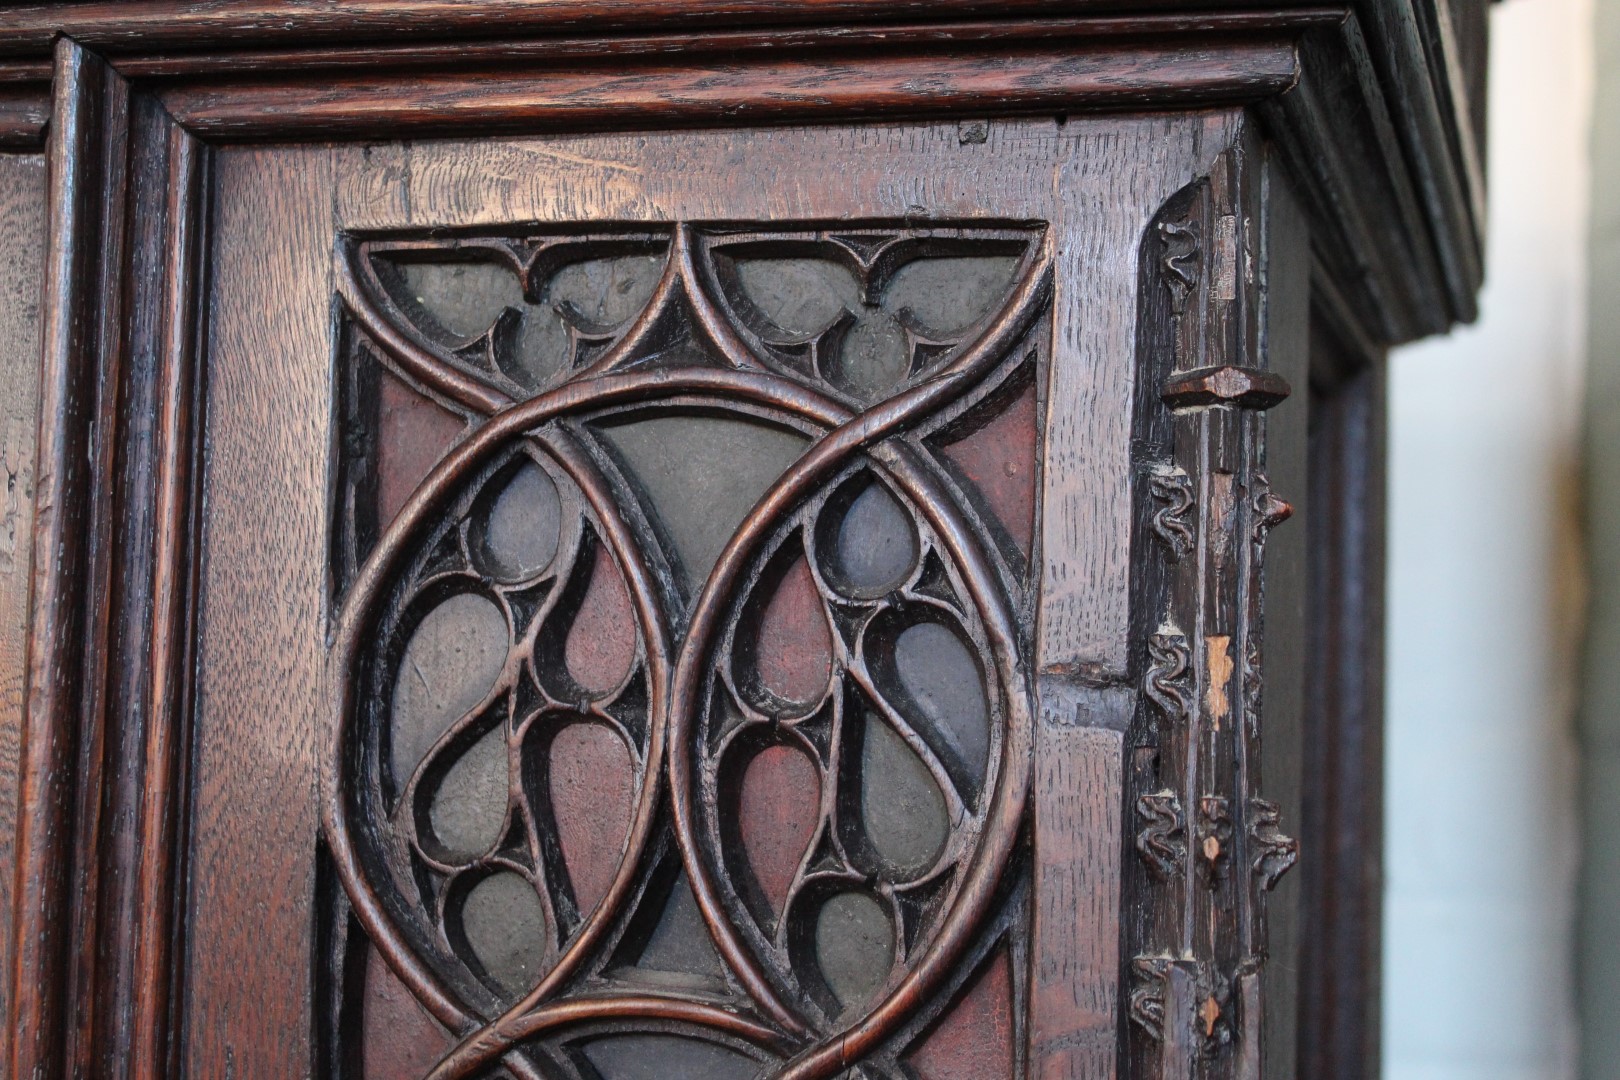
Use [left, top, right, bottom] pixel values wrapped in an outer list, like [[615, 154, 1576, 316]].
[[1383, 0, 1614, 1076]]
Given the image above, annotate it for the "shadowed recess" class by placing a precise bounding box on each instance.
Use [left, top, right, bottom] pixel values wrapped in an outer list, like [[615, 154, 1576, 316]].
[[376, 367, 467, 533], [475, 459, 562, 582], [428, 723, 509, 859], [815, 890, 894, 1015], [746, 551, 833, 707], [564, 545, 637, 695], [457, 871, 547, 998], [546, 721, 635, 916], [630, 870, 727, 986], [579, 1034, 763, 1080], [855, 713, 949, 880], [892, 621, 991, 790], [935, 377, 1038, 560], [738, 742, 820, 923], [361, 940, 453, 1079], [390, 593, 508, 785], [821, 481, 917, 597], [593, 414, 807, 593], [905, 949, 1015, 1080]]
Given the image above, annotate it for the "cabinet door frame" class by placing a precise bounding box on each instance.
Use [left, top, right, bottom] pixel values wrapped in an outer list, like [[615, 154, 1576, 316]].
[[0, 10, 1479, 1079]]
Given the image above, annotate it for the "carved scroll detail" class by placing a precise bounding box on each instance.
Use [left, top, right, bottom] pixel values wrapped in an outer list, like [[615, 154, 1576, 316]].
[[1145, 628, 1191, 728], [1135, 791, 1187, 881], [1149, 464, 1195, 561], [1248, 797, 1299, 891], [1129, 955, 1173, 1041], [1250, 472, 1294, 541], [1128, 154, 1303, 1079], [1158, 219, 1200, 316]]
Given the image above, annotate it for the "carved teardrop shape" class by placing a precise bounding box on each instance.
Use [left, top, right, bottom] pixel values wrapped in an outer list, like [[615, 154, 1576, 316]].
[[390, 592, 508, 786], [545, 721, 636, 917], [740, 549, 833, 710], [456, 870, 548, 999], [731, 257, 858, 338], [563, 545, 638, 696], [426, 720, 510, 861], [473, 459, 562, 583], [814, 889, 894, 1016], [846, 710, 948, 881], [890, 620, 991, 799], [373, 256, 523, 347], [736, 741, 821, 925], [819, 479, 918, 598]]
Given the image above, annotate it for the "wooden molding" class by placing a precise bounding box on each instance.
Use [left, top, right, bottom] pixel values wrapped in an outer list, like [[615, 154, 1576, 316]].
[[153, 37, 1302, 140]]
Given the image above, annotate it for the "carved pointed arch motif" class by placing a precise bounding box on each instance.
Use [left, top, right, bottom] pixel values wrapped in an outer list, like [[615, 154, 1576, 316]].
[[323, 221, 1051, 1079]]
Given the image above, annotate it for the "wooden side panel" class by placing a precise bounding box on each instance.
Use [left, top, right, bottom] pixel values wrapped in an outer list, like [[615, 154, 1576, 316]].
[[0, 149, 46, 1075], [1256, 146, 1312, 1080], [182, 144, 335, 1074], [1035, 111, 1242, 677]]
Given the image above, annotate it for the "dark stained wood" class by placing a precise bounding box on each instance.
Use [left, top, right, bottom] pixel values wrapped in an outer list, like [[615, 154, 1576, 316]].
[[1295, 307, 1388, 1080], [7, 40, 127, 1080], [361, 942, 455, 1077], [0, 5, 1483, 1078], [0, 148, 46, 1077], [0, 0, 1377, 55], [107, 11, 1349, 78], [154, 38, 1301, 140], [182, 142, 337, 1077], [0, 86, 50, 149]]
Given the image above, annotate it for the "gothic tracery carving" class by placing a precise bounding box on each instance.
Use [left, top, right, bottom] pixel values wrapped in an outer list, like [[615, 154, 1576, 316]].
[[323, 222, 1052, 1079]]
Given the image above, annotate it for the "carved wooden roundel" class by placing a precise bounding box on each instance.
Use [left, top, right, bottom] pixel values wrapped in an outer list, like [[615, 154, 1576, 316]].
[[324, 222, 1051, 1079]]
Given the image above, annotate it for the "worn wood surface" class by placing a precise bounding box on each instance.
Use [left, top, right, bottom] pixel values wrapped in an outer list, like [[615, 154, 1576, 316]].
[[0, 5, 1477, 1076], [154, 39, 1299, 140], [106, 11, 1346, 78], [1296, 307, 1388, 1080], [0, 149, 46, 1076], [7, 40, 127, 1080], [183, 142, 336, 1076]]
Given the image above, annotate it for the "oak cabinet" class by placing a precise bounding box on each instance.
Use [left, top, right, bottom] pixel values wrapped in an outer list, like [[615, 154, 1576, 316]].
[[0, 5, 1485, 1079]]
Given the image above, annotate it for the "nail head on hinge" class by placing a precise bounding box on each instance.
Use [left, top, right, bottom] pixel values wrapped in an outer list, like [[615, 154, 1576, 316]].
[[1161, 365, 1291, 411]]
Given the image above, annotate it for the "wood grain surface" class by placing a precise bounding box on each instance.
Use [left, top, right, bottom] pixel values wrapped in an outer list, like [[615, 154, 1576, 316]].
[[0, 148, 45, 1078], [182, 142, 335, 1075]]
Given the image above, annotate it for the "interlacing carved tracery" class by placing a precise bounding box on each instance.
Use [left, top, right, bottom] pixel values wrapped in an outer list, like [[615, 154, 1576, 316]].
[[323, 222, 1050, 1078]]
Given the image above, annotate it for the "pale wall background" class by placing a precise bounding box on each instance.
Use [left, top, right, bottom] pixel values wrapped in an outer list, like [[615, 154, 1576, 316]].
[[1383, 0, 1592, 1078], [1577, 0, 1620, 1068]]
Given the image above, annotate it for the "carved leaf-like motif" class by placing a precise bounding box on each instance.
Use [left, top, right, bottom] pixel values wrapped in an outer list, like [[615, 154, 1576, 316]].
[[327, 223, 1050, 1080]]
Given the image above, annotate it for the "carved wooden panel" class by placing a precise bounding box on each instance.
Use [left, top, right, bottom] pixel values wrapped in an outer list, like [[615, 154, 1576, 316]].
[[323, 222, 1049, 1079]]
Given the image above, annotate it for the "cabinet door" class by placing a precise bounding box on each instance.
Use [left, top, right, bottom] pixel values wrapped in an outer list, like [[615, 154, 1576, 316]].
[[167, 116, 1247, 1080]]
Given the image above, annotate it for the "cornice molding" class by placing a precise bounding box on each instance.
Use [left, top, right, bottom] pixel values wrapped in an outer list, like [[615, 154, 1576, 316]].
[[0, 3, 1485, 341]]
